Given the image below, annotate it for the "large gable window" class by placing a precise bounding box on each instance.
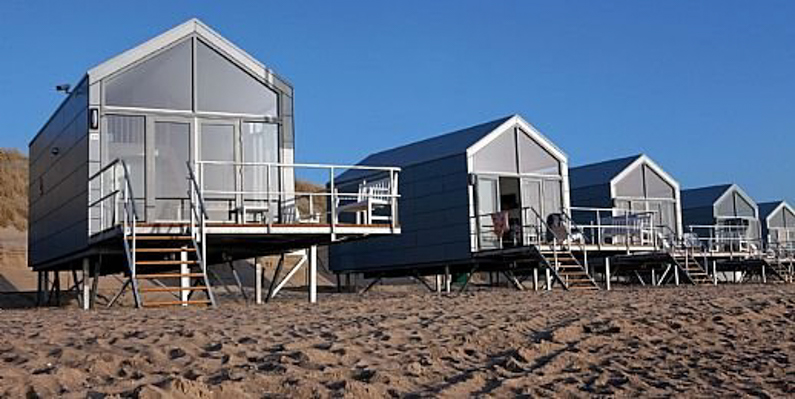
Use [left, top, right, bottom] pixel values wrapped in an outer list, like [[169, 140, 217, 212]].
[[196, 40, 278, 116], [105, 39, 192, 110]]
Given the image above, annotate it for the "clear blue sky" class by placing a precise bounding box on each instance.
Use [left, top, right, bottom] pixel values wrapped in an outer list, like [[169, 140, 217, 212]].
[[1, 1, 793, 204]]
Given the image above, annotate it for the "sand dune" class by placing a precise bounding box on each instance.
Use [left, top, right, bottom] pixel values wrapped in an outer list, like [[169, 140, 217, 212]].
[[0, 284, 793, 398]]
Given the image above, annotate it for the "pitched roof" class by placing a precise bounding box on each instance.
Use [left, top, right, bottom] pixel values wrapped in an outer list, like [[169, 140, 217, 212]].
[[758, 201, 785, 219], [87, 18, 289, 88], [336, 115, 513, 182], [569, 154, 642, 189], [681, 184, 734, 210]]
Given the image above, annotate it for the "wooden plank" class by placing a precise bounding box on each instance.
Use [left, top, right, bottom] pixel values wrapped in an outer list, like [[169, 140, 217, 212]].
[[136, 273, 204, 279], [137, 260, 199, 266], [142, 299, 211, 307], [136, 247, 196, 253], [140, 286, 208, 292], [127, 235, 192, 241]]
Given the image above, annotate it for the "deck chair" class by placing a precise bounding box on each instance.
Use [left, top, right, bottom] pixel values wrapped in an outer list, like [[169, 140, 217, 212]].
[[335, 179, 391, 224]]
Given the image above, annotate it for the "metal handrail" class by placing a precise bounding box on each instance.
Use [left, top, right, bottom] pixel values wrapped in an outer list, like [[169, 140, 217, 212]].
[[186, 161, 209, 219], [187, 162, 216, 307]]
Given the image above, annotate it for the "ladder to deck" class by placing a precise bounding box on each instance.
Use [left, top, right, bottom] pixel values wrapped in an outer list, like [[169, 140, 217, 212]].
[[127, 233, 216, 308], [669, 251, 711, 285], [535, 247, 599, 291]]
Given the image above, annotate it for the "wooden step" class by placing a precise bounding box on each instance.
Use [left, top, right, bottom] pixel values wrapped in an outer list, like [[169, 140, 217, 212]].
[[136, 273, 205, 279], [142, 299, 211, 307], [140, 286, 208, 293], [137, 260, 199, 266], [136, 247, 196, 253], [128, 235, 192, 241]]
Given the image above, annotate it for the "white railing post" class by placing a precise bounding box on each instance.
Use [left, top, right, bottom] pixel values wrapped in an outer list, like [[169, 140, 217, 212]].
[[330, 167, 337, 241]]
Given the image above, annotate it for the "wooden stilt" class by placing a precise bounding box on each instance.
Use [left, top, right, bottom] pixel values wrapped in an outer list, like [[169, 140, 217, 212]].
[[54, 272, 61, 306], [255, 262, 263, 304], [545, 268, 552, 291], [762, 263, 767, 284], [90, 258, 101, 308], [180, 249, 190, 306], [82, 258, 91, 310], [533, 267, 539, 291], [309, 245, 317, 303], [605, 258, 612, 291], [444, 265, 451, 294]]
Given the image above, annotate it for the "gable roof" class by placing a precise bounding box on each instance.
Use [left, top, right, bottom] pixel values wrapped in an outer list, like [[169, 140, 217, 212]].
[[681, 184, 734, 210], [336, 114, 567, 183], [87, 18, 289, 89], [758, 201, 794, 223], [353, 115, 512, 169], [569, 154, 642, 190]]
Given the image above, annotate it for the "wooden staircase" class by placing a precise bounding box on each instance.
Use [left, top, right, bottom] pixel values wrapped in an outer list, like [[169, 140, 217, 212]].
[[128, 233, 216, 308], [761, 257, 791, 283], [537, 248, 599, 291], [670, 252, 711, 285]]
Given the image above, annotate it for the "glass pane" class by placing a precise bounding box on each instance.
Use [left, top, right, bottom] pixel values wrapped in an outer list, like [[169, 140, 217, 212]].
[[196, 40, 278, 116], [477, 177, 500, 250], [104, 115, 145, 219], [105, 39, 192, 110], [784, 207, 795, 228], [715, 193, 735, 217], [154, 122, 190, 220], [521, 179, 542, 216], [768, 207, 786, 228], [644, 166, 675, 199], [521, 179, 542, 243], [472, 129, 517, 174], [242, 122, 279, 220], [517, 128, 559, 175], [734, 193, 755, 217], [201, 123, 235, 220], [614, 165, 644, 198], [543, 180, 562, 218]]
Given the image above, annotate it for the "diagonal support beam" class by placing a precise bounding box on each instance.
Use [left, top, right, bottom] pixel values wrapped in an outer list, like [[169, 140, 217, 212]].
[[270, 254, 307, 299]]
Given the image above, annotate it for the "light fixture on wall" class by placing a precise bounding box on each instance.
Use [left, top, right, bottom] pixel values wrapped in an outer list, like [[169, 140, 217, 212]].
[[55, 84, 71, 95], [89, 108, 99, 130]]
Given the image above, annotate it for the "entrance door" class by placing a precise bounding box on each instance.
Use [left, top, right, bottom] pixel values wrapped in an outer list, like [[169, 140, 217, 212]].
[[152, 120, 191, 221], [241, 121, 280, 222], [476, 176, 500, 250], [199, 120, 237, 221], [521, 178, 542, 243]]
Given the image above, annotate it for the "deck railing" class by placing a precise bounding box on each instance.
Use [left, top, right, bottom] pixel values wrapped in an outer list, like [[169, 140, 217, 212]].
[[88, 159, 139, 237], [685, 224, 762, 257], [194, 160, 401, 235], [470, 206, 663, 252]]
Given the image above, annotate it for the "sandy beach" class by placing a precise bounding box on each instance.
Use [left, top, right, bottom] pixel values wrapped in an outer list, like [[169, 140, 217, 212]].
[[0, 284, 793, 398]]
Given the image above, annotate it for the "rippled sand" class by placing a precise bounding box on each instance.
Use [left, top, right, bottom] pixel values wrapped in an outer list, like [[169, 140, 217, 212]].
[[1, 284, 793, 398]]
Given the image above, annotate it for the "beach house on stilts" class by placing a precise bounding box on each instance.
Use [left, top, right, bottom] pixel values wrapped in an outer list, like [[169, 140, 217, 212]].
[[28, 19, 401, 308]]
